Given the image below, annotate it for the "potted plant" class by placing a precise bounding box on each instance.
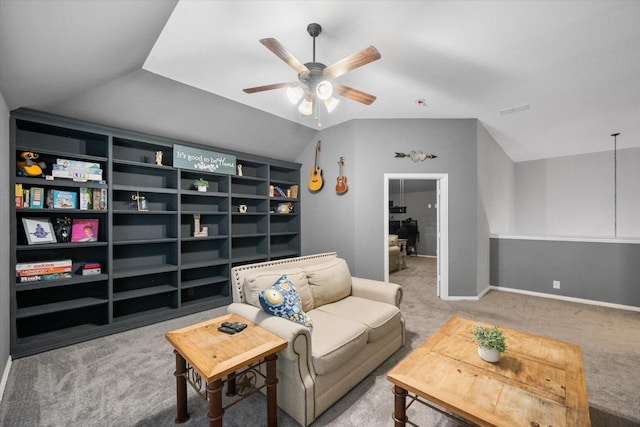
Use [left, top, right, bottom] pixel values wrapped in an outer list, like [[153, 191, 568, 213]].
[[471, 325, 507, 363], [193, 178, 209, 192]]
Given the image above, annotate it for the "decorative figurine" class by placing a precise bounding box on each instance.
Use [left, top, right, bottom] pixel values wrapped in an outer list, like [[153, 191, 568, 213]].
[[155, 150, 163, 166], [132, 192, 148, 211], [237, 163, 243, 176], [55, 217, 72, 243], [193, 213, 208, 237], [16, 151, 47, 177]]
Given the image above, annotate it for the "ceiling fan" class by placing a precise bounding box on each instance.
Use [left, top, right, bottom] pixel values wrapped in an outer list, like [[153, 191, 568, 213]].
[[243, 23, 381, 118]]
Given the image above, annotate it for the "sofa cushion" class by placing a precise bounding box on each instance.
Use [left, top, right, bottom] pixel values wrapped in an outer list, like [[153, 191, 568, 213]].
[[307, 309, 368, 375], [306, 258, 352, 308], [244, 268, 314, 311], [317, 296, 402, 343], [259, 275, 313, 331]]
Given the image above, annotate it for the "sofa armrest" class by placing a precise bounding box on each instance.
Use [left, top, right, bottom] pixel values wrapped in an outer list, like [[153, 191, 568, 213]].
[[227, 302, 262, 323], [350, 277, 403, 307], [227, 303, 313, 365]]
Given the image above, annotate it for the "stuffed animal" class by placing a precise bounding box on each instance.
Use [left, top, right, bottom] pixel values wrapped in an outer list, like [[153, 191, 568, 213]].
[[16, 151, 46, 177]]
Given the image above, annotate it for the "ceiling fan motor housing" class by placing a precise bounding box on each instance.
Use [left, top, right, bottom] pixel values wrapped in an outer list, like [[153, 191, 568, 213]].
[[307, 23, 322, 38]]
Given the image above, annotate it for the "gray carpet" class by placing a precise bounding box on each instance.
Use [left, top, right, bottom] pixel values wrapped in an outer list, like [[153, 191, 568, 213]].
[[1, 256, 639, 426]]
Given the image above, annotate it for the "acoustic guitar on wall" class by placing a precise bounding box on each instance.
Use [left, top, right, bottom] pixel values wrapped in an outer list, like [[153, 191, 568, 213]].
[[308, 141, 323, 192], [336, 156, 348, 194]]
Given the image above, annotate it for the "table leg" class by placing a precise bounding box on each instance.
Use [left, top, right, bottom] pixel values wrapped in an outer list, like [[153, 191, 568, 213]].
[[174, 350, 190, 423], [392, 385, 408, 427], [226, 371, 237, 396], [207, 379, 224, 427], [265, 353, 279, 427]]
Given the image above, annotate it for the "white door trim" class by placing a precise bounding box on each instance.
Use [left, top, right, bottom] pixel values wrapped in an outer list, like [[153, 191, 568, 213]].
[[384, 173, 449, 299]]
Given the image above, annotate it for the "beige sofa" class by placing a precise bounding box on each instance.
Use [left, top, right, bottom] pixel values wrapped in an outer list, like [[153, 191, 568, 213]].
[[228, 252, 404, 426]]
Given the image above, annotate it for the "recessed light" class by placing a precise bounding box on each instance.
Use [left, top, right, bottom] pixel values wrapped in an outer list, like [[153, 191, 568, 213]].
[[499, 104, 530, 115]]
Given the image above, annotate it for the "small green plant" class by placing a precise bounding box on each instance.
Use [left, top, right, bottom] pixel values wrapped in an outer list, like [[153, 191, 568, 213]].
[[193, 178, 209, 189], [471, 325, 507, 353]]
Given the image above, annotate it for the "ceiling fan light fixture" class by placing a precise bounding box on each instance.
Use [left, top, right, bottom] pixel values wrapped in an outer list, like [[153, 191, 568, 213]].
[[298, 94, 313, 116], [323, 96, 340, 113], [316, 80, 333, 100], [287, 86, 304, 104]]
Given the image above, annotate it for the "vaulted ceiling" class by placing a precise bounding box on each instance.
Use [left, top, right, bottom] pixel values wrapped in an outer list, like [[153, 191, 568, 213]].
[[1, 0, 638, 163]]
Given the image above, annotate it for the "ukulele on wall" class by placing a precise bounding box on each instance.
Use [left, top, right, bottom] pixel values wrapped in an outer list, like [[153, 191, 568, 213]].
[[336, 156, 348, 194], [308, 141, 323, 192]]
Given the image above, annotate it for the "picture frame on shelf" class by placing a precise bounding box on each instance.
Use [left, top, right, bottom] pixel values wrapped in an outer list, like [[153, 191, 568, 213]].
[[70, 218, 99, 242], [22, 217, 57, 245]]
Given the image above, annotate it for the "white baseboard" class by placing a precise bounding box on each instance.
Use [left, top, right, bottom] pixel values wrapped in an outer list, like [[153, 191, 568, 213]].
[[442, 285, 640, 312], [489, 286, 640, 313], [0, 355, 12, 403]]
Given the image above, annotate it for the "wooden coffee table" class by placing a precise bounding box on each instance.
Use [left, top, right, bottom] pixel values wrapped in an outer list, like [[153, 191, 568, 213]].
[[387, 316, 591, 426], [166, 313, 287, 427]]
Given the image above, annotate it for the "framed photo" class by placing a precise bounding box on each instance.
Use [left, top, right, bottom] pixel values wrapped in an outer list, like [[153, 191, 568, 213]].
[[71, 218, 99, 242], [22, 218, 57, 245]]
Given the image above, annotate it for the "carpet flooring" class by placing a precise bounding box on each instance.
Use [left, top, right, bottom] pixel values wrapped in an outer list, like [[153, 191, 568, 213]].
[[1, 256, 639, 426]]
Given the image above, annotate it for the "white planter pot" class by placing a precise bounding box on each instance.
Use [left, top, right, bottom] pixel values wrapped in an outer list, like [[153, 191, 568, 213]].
[[478, 346, 501, 363], [197, 186, 207, 192]]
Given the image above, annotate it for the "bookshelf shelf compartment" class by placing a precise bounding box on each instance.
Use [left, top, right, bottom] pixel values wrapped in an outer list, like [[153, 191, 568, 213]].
[[9, 109, 300, 357]]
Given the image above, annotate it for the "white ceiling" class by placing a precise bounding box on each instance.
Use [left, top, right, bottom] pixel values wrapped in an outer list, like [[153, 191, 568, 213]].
[[1, 0, 639, 163]]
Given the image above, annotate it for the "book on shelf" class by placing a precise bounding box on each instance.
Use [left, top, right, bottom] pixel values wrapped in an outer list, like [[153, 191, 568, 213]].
[[92, 188, 107, 210], [15, 183, 22, 208], [16, 265, 72, 277], [273, 186, 287, 197], [56, 158, 101, 169], [17, 272, 73, 283], [30, 187, 44, 209], [16, 259, 72, 273], [53, 190, 77, 209], [288, 185, 299, 199], [79, 187, 93, 210], [23, 189, 29, 208]]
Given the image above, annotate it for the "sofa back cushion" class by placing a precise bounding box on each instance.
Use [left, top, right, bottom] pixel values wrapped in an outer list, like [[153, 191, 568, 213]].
[[244, 268, 314, 311], [306, 258, 352, 308]]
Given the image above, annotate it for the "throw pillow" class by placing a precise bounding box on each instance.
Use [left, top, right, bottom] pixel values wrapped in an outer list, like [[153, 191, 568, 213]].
[[306, 258, 352, 307], [243, 268, 314, 311], [259, 275, 313, 332]]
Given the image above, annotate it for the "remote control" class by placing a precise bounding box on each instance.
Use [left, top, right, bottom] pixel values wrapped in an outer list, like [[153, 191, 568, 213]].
[[218, 326, 237, 334]]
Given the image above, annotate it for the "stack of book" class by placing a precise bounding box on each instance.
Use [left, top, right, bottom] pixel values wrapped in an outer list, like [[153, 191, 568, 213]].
[[82, 262, 101, 276], [16, 259, 72, 283], [52, 158, 103, 182]]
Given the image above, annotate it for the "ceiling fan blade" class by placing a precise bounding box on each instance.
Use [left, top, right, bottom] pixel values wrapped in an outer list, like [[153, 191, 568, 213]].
[[333, 84, 377, 105], [243, 82, 295, 94], [323, 46, 381, 78], [260, 38, 310, 74]]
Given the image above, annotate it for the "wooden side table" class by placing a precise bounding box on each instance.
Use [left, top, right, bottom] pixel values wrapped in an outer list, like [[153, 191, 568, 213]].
[[166, 313, 287, 427]]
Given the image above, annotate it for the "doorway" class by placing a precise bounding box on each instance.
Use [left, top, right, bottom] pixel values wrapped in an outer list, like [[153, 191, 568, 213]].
[[383, 173, 449, 298]]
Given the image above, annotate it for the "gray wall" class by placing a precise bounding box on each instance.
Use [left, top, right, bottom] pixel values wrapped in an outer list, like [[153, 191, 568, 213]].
[[514, 147, 640, 237], [490, 237, 640, 307], [297, 122, 357, 267], [299, 118, 485, 297], [0, 91, 10, 383], [477, 121, 515, 293]]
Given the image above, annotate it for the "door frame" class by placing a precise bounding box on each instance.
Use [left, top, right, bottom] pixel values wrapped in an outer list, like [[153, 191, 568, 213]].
[[383, 173, 449, 298]]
